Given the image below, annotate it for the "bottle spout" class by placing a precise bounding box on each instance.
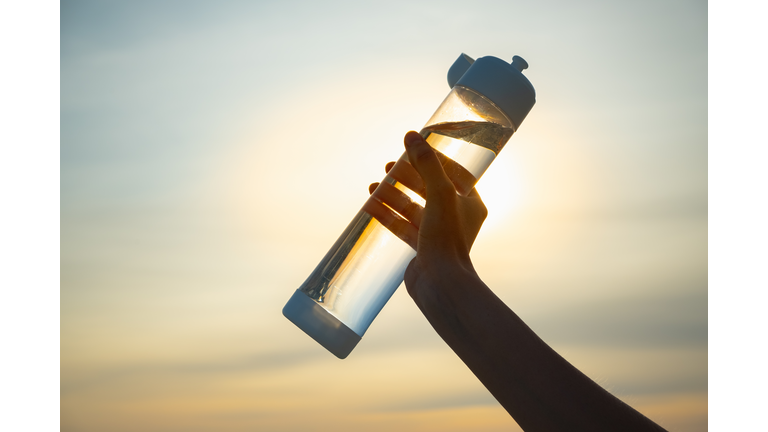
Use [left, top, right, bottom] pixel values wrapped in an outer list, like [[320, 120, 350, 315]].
[[510, 55, 528, 72]]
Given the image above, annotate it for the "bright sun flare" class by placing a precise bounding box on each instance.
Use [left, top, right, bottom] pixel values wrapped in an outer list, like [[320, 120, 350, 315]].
[[474, 154, 521, 231]]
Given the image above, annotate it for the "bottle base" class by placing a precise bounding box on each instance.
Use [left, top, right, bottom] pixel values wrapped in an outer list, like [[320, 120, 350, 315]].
[[282, 290, 361, 359]]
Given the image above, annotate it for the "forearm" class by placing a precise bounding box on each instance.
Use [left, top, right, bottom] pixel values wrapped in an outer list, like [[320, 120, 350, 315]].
[[408, 265, 666, 432]]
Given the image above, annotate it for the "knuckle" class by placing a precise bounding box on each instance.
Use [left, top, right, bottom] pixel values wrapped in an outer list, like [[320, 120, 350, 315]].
[[478, 202, 488, 219]]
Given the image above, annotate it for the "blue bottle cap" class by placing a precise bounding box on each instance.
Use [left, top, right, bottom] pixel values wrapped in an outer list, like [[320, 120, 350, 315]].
[[447, 53, 536, 132]]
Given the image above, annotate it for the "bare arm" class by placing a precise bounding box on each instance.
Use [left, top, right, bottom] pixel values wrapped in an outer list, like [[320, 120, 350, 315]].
[[366, 131, 667, 432]]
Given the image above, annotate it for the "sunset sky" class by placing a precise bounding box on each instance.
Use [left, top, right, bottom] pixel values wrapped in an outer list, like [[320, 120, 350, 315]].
[[56, 0, 710, 430]]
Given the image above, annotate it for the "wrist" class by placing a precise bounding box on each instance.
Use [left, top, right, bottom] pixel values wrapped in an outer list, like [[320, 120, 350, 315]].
[[404, 257, 483, 309]]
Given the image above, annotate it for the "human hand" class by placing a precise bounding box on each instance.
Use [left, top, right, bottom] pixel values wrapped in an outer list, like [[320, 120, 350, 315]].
[[364, 134, 669, 432], [363, 131, 487, 298]]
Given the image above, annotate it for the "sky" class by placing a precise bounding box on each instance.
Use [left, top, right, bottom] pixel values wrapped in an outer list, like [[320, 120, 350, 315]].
[[56, 0, 710, 430]]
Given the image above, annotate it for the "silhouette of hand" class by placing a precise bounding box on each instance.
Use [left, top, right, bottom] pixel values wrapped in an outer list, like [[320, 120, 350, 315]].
[[363, 131, 487, 297]]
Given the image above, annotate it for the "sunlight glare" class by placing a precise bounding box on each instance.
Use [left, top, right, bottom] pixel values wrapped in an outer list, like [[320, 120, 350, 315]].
[[475, 153, 521, 231]]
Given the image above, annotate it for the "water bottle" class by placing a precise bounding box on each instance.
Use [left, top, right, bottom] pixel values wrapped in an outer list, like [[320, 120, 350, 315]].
[[283, 53, 537, 358]]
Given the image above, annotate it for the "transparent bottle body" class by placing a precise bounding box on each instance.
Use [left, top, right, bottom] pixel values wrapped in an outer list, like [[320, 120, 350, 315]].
[[291, 85, 516, 346]]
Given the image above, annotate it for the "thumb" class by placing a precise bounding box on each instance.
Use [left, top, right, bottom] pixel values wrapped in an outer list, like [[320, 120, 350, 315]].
[[404, 131, 454, 199]]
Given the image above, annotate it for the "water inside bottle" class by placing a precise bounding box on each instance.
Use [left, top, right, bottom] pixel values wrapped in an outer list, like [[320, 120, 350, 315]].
[[297, 120, 514, 335], [421, 120, 513, 194]]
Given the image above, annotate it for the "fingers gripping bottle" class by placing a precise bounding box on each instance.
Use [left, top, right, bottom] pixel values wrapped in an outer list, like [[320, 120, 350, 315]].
[[283, 54, 536, 358]]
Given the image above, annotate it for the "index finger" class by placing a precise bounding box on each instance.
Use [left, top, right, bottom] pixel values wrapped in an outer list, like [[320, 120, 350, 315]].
[[386, 156, 426, 199]]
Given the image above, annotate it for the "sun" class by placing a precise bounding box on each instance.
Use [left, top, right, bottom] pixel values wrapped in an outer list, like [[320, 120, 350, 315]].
[[474, 153, 522, 231]]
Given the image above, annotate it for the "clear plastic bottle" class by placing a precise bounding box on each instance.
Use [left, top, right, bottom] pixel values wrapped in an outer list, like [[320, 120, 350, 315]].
[[283, 54, 536, 358]]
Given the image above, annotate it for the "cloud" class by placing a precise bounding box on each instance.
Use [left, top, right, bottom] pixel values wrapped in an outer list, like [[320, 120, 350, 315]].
[[527, 288, 707, 348]]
